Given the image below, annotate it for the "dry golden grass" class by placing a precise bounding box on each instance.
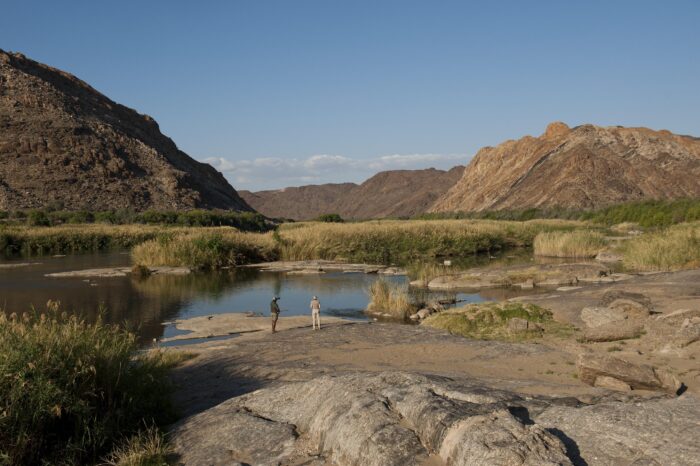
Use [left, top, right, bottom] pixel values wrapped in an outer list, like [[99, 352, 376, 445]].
[[131, 229, 277, 269], [278, 219, 585, 263], [623, 223, 700, 271], [366, 279, 417, 319], [533, 230, 608, 258], [103, 426, 170, 466]]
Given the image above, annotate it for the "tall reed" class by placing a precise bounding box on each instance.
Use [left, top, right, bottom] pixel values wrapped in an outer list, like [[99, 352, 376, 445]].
[[131, 229, 278, 269], [622, 223, 700, 271], [366, 279, 417, 319], [278, 219, 584, 263], [533, 230, 607, 258], [0, 302, 180, 465]]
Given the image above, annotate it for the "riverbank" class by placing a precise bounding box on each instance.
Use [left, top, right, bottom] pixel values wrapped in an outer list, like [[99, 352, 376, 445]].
[[164, 266, 700, 465]]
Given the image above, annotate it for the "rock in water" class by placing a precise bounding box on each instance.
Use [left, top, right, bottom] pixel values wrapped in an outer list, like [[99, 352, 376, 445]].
[[0, 49, 253, 211]]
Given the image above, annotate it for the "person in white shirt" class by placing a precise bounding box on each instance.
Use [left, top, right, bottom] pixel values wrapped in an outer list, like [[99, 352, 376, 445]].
[[310, 296, 321, 330]]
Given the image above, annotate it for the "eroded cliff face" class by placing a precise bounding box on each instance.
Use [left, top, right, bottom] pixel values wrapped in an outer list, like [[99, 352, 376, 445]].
[[431, 122, 700, 213], [0, 50, 253, 211]]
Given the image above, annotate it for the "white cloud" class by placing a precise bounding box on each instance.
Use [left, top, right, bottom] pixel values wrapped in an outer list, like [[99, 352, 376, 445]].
[[204, 152, 467, 191]]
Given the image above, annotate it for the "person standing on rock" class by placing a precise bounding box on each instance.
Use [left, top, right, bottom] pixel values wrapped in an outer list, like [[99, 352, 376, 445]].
[[270, 296, 281, 333], [310, 296, 321, 330]]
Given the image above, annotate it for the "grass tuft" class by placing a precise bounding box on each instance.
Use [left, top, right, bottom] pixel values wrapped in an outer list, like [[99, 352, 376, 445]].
[[102, 427, 170, 466], [533, 230, 607, 258], [366, 279, 417, 319]]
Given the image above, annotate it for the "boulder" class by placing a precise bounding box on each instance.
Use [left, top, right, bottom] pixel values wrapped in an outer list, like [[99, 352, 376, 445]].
[[593, 375, 632, 391], [595, 251, 623, 262], [535, 395, 700, 466], [417, 308, 433, 319], [577, 353, 681, 394], [580, 320, 645, 342], [606, 299, 651, 319], [600, 290, 653, 310], [580, 306, 626, 328], [656, 308, 700, 327], [438, 410, 571, 466], [519, 278, 535, 289]]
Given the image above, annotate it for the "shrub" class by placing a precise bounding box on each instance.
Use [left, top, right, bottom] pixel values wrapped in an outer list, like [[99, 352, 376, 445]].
[[316, 213, 344, 223], [533, 230, 607, 257], [26, 210, 50, 227], [0, 303, 180, 465]]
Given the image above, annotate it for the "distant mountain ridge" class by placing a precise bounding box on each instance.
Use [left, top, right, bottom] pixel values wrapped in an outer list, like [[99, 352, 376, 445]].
[[431, 122, 700, 213], [0, 49, 252, 211], [240, 166, 464, 220]]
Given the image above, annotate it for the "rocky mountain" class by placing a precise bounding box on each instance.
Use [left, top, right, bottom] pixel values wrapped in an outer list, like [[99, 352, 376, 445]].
[[0, 50, 252, 211], [239, 183, 355, 221], [431, 122, 700, 213], [240, 166, 464, 220]]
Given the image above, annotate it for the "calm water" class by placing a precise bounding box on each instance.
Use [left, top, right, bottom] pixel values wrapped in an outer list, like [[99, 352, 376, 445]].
[[0, 251, 541, 344]]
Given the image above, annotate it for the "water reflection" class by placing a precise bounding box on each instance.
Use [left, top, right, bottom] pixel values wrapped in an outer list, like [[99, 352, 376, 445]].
[[0, 250, 549, 345]]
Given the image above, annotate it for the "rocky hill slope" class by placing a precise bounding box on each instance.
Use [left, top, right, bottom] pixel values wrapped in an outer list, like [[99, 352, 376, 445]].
[[240, 166, 464, 220], [431, 122, 700, 212], [0, 50, 252, 211]]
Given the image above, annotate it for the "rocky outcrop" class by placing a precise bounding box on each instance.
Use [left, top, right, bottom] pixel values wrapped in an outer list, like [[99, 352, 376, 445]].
[[425, 262, 617, 291], [170, 370, 700, 466], [431, 122, 700, 212], [0, 50, 253, 211], [240, 166, 464, 220], [577, 353, 682, 394], [535, 395, 700, 466]]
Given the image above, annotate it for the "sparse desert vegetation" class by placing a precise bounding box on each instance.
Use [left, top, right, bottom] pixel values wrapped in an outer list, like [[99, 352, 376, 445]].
[[533, 230, 608, 258]]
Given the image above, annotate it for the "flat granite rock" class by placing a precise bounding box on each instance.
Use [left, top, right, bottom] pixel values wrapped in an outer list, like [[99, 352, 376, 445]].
[[170, 371, 576, 466], [535, 395, 700, 466]]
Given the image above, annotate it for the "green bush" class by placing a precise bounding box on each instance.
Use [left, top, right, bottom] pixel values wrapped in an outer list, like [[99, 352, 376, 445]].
[[26, 210, 50, 227], [0, 303, 178, 465], [316, 213, 344, 223]]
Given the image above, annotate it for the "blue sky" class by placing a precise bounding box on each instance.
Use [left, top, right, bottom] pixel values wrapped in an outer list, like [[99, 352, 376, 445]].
[[2, 1, 699, 190]]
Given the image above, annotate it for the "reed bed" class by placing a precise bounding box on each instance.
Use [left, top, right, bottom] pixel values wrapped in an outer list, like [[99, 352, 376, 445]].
[[0, 302, 182, 465], [131, 229, 278, 269], [0, 224, 177, 256], [366, 279, 417, 319], [622, 223, 700, 271], [533, 230, 608, 258], [278, 219, 584, 263]]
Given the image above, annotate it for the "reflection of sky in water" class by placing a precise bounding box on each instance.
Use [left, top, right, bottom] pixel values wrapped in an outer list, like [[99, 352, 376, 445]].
[[0, 251, 546, 344], [175, 272, 406, 320]]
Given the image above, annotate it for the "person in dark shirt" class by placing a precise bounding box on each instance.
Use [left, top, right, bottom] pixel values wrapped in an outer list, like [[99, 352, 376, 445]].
[[270, 296, 281, 333]]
